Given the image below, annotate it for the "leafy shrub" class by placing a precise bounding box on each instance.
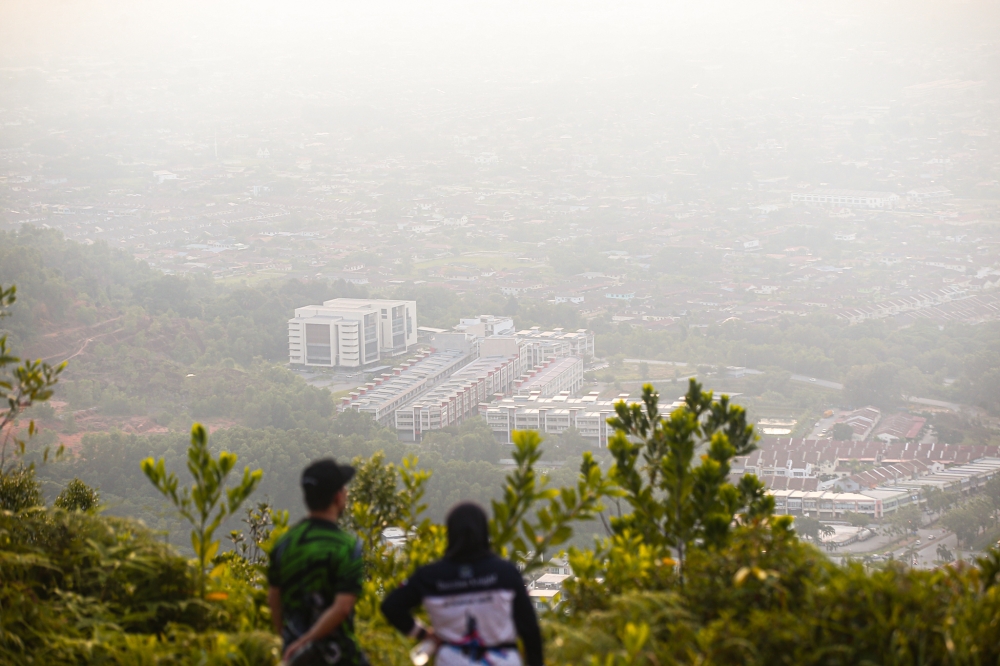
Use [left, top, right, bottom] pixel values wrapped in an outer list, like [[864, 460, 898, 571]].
[[0, 465, 42, 512], [53, 478, 100, 512]]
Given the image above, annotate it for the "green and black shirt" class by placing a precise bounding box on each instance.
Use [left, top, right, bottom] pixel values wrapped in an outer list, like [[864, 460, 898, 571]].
[[267, 518, 366, 664]]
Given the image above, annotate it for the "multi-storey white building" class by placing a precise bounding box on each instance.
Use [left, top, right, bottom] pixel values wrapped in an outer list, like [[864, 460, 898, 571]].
[[790, 189, 900, 209], [288, 298, 417, 368], [454, 315, 517, 338], [907, 186, 952, 203], [395, 354, 523, 441], [484, 392, 668, 447], [514, 327, 595, 364], [513, 356, 585, 398], [341, 349, 471, 425]]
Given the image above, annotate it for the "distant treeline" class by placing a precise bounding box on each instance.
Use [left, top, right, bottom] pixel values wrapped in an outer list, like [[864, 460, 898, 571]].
[[3, 226, 999, 422], [598, 317, 1000, 414], [34, 414, 589, 553]]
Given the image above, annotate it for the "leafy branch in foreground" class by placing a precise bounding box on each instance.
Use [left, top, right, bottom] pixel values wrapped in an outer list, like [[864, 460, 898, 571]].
[[491, 430, 617, 576], [605, 379, 771, 582], [0, 283, 66, 474], [142, 423, 263, 599]]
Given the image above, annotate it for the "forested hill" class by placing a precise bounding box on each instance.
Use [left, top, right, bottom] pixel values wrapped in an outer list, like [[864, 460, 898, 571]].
[[3, 226, 1000, 441], [598, 315, 1000, 415]]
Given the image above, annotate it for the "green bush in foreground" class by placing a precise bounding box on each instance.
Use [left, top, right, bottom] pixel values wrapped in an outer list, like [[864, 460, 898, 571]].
[[53, 477, 101, 512], [4, 380, 1000, 664], [0, 498, 280, 664]]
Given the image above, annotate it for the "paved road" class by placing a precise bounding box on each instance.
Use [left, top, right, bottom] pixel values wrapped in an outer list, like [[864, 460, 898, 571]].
[[833, 525, 960, 569], [790, 374, 844, 390], [907, 397, 962, 412], [624, 358, 688, 366]]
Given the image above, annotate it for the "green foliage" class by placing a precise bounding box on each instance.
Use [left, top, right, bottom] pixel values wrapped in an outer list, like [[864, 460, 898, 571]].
[[887, 503, 922, 537], [345, 452, 447, 666], [841, 511, 872, 528], [596, 314, 1000, 415], [844, 362, 901, 409], [605, 379, 769, 578], [551, 520, 1000, 665], [230, 502, 288, 568], [0, 499, 280, 665], [53, 478, 100, 512], [793, 515, 833, 543], [942, 497, 997, 548], [1, 282, 65, 473], [38, 414, 519, 546], [342, 451, 417, 556], [491, 430, 616, 575], [142, 423, 263, 598], [12, 376, 1000, 664], [830, 422, 854, 441], [0, 464, 42, 512], [419, 418, 502, 463], [543, 426, 594, 460]]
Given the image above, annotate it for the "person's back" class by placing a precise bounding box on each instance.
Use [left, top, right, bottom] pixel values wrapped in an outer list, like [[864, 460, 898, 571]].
[[381, 503, 543, 666], [267, 458, 368, 665]]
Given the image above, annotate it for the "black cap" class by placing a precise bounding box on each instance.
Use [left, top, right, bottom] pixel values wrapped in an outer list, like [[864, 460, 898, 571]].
[[301, 458, 356, 494]]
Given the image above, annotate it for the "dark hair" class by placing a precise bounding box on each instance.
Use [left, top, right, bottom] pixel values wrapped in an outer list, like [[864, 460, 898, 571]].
[[445, 502, 491, 563], [301, 458, 355, 512], [304, 484, 339, 512]]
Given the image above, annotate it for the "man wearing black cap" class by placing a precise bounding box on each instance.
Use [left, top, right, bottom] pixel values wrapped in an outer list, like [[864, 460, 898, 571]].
[[267, 458, 368, 665]]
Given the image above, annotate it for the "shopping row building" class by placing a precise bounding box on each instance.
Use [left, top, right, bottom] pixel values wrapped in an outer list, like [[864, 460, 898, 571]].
[[768, 457, 1000, 519], [328, 307, 595, 441], [484, 391, 683, 447]]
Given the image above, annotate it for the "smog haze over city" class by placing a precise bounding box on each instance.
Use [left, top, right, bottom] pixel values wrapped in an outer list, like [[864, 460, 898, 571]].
[[3, 0, 1000, 564]]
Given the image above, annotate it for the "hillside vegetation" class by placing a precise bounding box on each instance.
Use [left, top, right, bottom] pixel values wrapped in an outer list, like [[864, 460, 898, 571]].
[[4, 382, 1000, 665]]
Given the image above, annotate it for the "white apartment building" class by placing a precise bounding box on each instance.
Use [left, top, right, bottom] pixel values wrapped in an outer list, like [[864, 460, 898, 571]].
[[454, 315, 516, 338], [484, 392, 669, 447], [395, 354, 523, 441], [514, 356, 585, 398], [907, 186, 952, 203], [791, 189, 900, 209], [514, 327, 596, 363], [341, 350, 471, 425], [288, 298, 417, 368]]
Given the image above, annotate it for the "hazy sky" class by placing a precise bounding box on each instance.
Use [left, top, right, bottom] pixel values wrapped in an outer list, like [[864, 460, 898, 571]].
[[3, 1, 997, 102]]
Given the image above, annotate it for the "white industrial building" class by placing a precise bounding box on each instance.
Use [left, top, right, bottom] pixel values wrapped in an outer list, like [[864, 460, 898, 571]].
[[288, 298, 417, 368], [335, 310, 595, 440], [484, 392, 671, 447], [515, 327, 595, 364], [514, 356, 585, 398], [907, 186, 952, 203], [454, 315, 517, 338], [791, 189, 900, 209], [395, 354, 524, 441], [342, 350, 471, 425]]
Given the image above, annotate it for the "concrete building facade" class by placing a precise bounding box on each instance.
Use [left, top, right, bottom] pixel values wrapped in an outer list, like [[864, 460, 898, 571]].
[[395, 354, 523, 441], [484, 392, 666, 447], [342, 350, 471, 425], [513, 356, 585, 398], [514, 327, 596, 364], [288, 298, 417, 368], [791, 189, 900, 209]]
